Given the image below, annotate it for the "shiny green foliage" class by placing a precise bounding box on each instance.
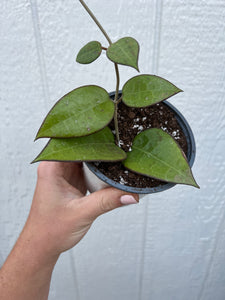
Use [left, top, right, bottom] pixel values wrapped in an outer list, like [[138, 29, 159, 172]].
[[107, 37, 139, 71], [122, 75, 182, 107], [35, 85, 114, 139], [123, 128, 199, 187], [76, 41, 102, 64], [33, 127, 126, 163], [34, 5, 198, 189]]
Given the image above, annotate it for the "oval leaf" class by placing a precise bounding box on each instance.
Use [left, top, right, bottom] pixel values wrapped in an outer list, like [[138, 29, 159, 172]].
[[106, 37, 139, 71], [35, 85, 114, 139], [76, 41, 102, 64], [123, 128, 199, 188], [122, 75, 182, 107], [33, 127, 126, 163]]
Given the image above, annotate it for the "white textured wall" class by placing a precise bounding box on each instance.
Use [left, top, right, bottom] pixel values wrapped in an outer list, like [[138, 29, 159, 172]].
[[1, 0, 225, 299]]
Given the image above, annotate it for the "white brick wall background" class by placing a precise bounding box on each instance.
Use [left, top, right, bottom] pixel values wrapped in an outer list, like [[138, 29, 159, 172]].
[[1, 0, 225, 299]]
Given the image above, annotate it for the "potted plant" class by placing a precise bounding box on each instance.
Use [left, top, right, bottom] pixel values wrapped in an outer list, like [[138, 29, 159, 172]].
[[32, 0, 199, 194]]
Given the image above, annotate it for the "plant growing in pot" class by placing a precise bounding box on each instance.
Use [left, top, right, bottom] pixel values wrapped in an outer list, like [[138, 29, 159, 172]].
[[32, 0, 199, 194]]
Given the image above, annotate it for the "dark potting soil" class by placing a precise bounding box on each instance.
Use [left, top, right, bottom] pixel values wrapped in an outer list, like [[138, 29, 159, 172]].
[[94, 101, 188, 188]]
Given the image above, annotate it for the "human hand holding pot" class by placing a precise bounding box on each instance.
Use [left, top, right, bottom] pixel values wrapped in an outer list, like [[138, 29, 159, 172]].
[[26, 161, 139, 254]]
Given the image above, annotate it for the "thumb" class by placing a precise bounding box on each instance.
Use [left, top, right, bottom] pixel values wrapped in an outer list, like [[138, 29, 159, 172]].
[[81, 187, 139, 221]]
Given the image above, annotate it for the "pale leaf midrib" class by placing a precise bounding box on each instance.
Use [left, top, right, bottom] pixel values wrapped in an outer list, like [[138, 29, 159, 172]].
[[42, 142, 122, 157], [43, 99, 113, 132], [131, 145, 186, 179], [118, 43, 133, 64], [125, 89, 171, 96]]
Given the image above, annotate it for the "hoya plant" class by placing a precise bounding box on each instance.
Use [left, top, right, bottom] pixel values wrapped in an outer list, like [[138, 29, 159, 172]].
[[33, 0, 199, 189]]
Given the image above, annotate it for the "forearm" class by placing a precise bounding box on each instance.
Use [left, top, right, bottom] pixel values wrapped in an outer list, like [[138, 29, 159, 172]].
[[0, 226, 59, 300]]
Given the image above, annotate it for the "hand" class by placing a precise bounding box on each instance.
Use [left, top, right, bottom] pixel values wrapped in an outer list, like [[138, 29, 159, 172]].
[[0, 161, 139, 300], [24, 161, 139, 256]]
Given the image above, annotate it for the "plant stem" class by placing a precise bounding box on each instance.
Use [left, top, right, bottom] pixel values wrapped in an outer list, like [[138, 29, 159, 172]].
[[79, 0, 121, 145], [113, 64, 120, 144], [113, 103, 119, 144], [79, 0, 112, 45]]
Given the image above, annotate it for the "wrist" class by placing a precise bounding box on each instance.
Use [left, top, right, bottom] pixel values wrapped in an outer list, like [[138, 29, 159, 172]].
[[16, 222, 60, 270]]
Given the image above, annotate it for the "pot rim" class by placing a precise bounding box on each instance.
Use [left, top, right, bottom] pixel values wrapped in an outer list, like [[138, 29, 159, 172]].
[[85, 95, 196, 194]]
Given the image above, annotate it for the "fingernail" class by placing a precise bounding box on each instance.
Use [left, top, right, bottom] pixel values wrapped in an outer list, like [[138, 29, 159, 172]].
[[120, 195, 138, 205]]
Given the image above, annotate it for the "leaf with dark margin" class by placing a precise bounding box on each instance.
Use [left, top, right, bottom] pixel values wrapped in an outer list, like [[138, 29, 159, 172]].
[[122, 75, 182, 107], [76, 41, 102, 64], [106, 37, 139, 71], [33, 127, 126, 163], [35, 85, 114, 139], [123, 128, 199, 188]]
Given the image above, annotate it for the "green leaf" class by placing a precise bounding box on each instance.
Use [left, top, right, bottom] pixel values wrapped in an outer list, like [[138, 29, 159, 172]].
[[35, 85, 114, 139], [123, 128, 199, 188], [76, 41, 102, 64], [106, 37, 139, 71], [33, 127, 126, 163], [122, 75, 182, 107]]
